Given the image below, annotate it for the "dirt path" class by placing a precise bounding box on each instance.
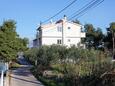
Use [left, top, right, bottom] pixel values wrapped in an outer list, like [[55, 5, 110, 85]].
[[9, 67, 44, 86]]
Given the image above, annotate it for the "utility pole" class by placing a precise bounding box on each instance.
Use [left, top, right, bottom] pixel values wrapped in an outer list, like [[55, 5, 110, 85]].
[[62, 15, 67, 46], [39, 21, 42, 46], [112, 31, 115, 59], [62, 21, 64, 46]]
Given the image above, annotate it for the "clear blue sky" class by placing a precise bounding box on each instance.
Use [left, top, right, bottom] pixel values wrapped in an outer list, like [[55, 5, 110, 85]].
[[0, 0, 115, 40]]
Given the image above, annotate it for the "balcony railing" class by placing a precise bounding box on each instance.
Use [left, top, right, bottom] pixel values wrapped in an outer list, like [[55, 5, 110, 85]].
[[81, 32, 86, 38]]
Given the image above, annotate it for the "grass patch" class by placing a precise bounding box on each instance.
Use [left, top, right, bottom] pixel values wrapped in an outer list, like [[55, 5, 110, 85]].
[[10, 62, 22, 69], [30, 67, 65, 86]]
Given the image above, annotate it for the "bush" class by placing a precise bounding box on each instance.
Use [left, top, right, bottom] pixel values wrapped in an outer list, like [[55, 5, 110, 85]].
[[26, 45, 113, 86]]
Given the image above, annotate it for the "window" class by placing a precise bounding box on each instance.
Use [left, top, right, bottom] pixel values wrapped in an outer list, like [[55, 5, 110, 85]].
[[68, 27, 71, 29], [57, 26, 62, 32], [57, 39, 62, 44], [68, 39, 71, 42]]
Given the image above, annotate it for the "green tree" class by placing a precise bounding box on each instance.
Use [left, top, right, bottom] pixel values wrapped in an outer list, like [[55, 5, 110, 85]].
[[84, 24, 96, 48], [110, 22, 115, 58], [104, 22, 115, 58], [104, 22, 115, 50], [94, 28, 104, 47], [0, 20, 28, 61], [84, 24, 104, 49]]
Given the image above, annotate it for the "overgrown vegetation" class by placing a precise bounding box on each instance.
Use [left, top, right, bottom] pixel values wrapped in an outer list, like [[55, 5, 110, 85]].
[[25, 45, 115, 86]]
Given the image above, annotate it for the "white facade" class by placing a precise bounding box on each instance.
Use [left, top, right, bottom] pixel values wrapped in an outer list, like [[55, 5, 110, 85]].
[[33, 16, 85, 47]]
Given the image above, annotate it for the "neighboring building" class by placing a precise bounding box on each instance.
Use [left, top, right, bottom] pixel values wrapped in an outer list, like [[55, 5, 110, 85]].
[[33, 16, 85, 47]]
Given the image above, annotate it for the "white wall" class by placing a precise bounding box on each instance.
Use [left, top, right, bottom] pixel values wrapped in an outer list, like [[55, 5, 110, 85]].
[[42, 37, 62, 45], [63, 22, 81, 37], [64, 38, 80, 47], [63, 22, 82, 46], [42, 23, 62, 37], [38, 20, 85, 47]]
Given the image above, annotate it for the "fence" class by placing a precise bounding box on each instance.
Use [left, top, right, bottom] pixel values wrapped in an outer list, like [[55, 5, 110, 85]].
[[0, 62, 8, 86], [0, 71, 4, 86]]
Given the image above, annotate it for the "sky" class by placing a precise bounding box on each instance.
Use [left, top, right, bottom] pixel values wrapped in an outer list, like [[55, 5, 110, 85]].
[[0, 0, 115, 40]]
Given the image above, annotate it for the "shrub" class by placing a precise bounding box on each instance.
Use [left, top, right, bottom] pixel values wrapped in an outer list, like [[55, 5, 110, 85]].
[[26, 45, 113, 86]]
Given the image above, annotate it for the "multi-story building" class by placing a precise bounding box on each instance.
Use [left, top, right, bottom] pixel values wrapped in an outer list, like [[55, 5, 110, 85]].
[[33, 16, 85, 47]]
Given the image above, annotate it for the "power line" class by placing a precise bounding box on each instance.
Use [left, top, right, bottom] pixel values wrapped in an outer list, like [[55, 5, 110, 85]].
[[76, 0, 104, 19], [42, 0, 78, 23], [69, 0, 102, 19], [69, 0, 97, 19], [69, 0, 104, 20], [41, 0, 103, 33]]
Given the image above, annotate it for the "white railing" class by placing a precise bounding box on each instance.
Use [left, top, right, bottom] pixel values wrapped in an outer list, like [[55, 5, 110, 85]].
[[0, 71, 4, 86], [0, 62, 9, 86]]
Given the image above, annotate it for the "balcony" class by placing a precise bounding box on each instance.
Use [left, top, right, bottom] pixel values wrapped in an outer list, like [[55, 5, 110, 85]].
[[80, 32, 86, 38]]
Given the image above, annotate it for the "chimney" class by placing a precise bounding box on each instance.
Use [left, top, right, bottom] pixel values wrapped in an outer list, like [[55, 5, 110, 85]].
[[64, 15, 67, 20], [63, 15, 67, 22], [50, 19, 53, 24]]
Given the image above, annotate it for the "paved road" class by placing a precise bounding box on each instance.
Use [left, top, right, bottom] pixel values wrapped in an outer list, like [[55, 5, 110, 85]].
[[9, 57, 44, 86]]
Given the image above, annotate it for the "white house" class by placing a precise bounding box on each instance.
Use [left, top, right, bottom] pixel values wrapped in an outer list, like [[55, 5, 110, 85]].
[[33, 16, 85, 47]]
